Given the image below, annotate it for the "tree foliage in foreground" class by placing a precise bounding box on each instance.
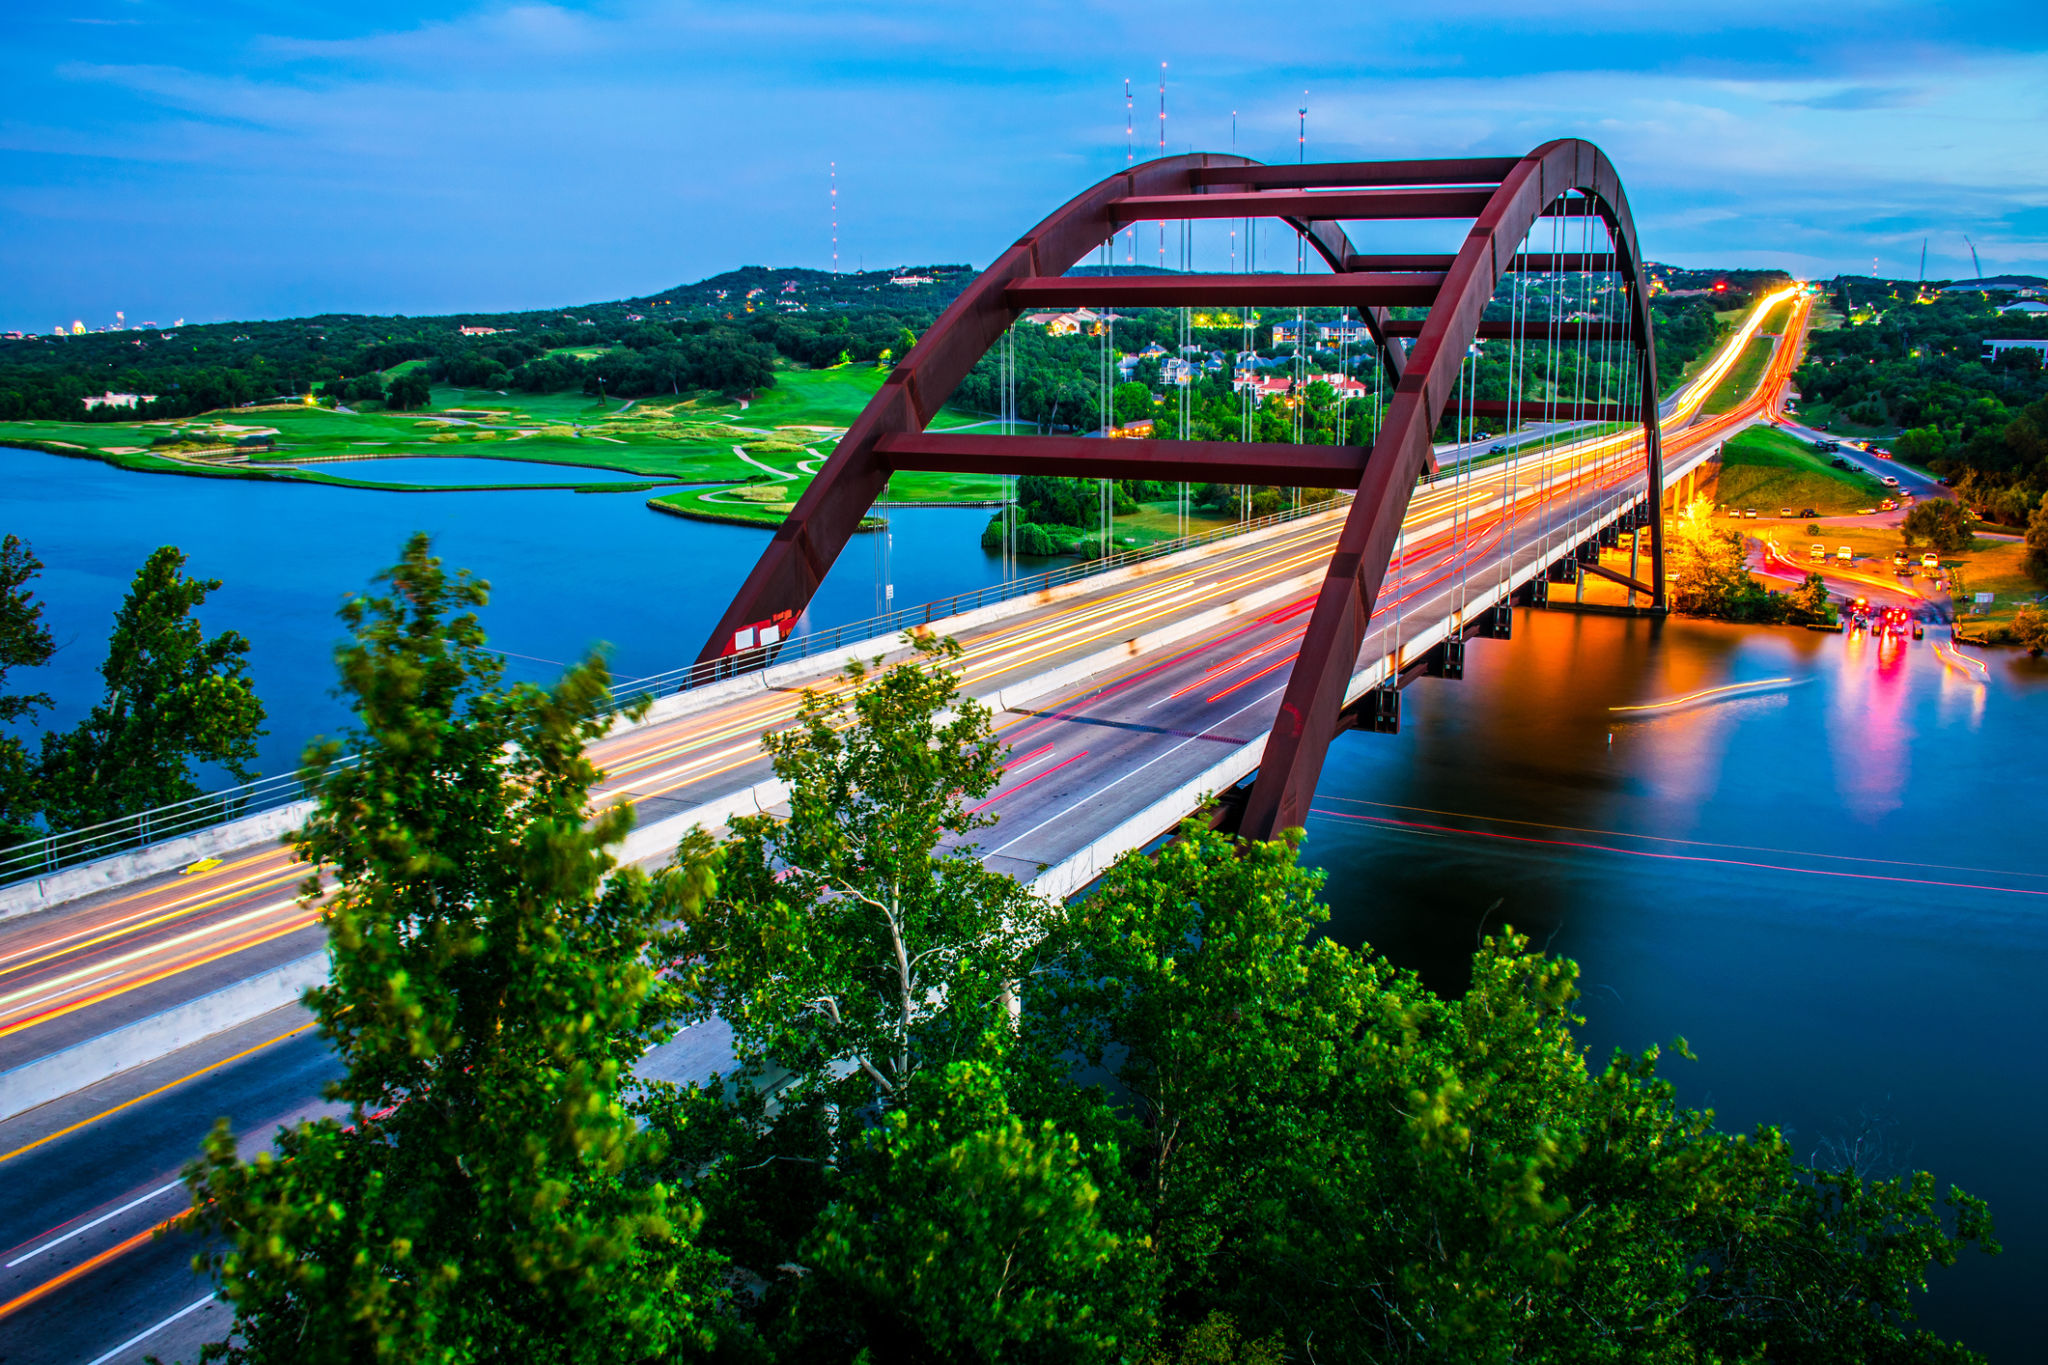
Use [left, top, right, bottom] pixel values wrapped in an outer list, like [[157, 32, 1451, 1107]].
[[186, 573, 1996, 1363], [185, 534, 722, 1363], [36, 545, 265, 831], [0, 533, 56, 843]]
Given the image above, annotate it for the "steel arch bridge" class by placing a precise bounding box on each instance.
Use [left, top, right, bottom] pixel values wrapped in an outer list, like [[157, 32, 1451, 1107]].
[[699, 139, 1666, 840]]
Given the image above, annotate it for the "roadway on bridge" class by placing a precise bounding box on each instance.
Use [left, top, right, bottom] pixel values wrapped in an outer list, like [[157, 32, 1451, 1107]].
[[0, 286, 1801, 1077], [0, 289, 1806, 1364]]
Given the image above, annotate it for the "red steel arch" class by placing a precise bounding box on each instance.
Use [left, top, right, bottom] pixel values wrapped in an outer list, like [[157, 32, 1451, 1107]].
[[698, 138, 1664, 840]]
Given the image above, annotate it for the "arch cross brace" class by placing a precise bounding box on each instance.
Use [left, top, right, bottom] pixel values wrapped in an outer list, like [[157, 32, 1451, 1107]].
[[694, 140, 1664, 842]]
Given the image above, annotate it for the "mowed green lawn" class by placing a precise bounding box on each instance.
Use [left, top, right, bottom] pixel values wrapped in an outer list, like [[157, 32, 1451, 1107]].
[[1711, 425, 1887, 514], [3, 364, 1006, 502]]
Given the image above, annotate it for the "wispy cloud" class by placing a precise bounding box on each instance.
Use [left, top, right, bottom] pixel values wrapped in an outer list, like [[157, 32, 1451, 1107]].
[[2, 0, 2044, 329]]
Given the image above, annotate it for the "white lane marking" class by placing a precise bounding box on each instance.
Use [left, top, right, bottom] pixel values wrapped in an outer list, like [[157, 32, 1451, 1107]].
[[0, 971, 118, 1018], [0, 898, 302, 1014], [84, 1294, 217, 1365], [987, 680, 1290, 858], [7, 1180, 182, 1268], [1006, 748, 1058, 775]]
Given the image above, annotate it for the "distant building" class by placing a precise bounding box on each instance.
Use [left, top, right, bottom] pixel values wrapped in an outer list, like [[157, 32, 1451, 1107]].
[[1270, 321, 1306, 347], [1317, 320, 1371, 345], [459, 325, 509, 336], [1997, 301, 2048, 316], [1161, 358, 1197, 385], [1018, 307, 1121, 337], [1941, 276, 2048, 294], [1982, 338, 2048, 363], [82, 391, 156, 410], [889, 274, 936, 286]]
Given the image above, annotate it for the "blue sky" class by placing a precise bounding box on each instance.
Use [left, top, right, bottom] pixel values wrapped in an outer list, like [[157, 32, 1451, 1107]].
[[3, 1, 2044, 330]]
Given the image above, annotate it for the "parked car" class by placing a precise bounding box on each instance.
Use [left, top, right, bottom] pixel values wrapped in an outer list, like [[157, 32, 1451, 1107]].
[[1892, 550, 1911, 569], [1744, 508, 1758, 518], [1878, 498, 1896, 511], [1810, 543, 1827, 560], [1800, 507, 1818, 518], [1473, 431, 1491, 441], [1779, 506, 1794, 517], [1881, 475, 1900, 487], [1922, 553, 1940, 571], [1859, 507, 1878, 515], [1837, 546, 1854, 562]]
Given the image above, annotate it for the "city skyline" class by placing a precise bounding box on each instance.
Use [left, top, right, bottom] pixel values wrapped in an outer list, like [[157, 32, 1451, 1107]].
[[2, 0, 2044, 331]]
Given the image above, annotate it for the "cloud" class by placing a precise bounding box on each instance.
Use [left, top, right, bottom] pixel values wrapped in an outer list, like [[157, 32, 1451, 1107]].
[[1778, 85, 1929, 111], [1, 0, 2043, 329]]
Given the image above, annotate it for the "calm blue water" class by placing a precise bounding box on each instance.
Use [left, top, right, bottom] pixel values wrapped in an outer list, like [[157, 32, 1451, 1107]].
[[5, 447, 2037, 1354], [272, 456, 658, 486], [2, 446, 1001, 779], [1306, 611, 2046, 1358]]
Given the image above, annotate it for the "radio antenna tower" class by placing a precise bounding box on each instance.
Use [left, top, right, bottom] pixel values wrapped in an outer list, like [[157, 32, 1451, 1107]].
[[1157, 62, 1167, 269], [1298, 91, 1307, 162], [1230, 110, 1238, 273], [1125, 78, 1136, 265], [830, 162, 839, 273]]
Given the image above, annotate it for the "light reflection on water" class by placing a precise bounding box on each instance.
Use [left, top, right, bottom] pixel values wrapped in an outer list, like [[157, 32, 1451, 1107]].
[[1304, 609, 2046, 1359]]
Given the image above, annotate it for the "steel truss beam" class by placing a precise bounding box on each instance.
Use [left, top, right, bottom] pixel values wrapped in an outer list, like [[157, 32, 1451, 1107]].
[[696, 141, 1665, 846], [1007, 274, 1444, 310], [877, 433, 1369, 487]]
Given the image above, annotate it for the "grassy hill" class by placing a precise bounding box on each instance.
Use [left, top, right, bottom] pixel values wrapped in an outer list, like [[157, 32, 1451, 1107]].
[[1710, 425, 1886, 514]]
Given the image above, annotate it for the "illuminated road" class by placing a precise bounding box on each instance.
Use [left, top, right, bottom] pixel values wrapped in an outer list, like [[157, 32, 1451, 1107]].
[[0, 290, 1806, 1364], [0, 286, 1804, 1072]]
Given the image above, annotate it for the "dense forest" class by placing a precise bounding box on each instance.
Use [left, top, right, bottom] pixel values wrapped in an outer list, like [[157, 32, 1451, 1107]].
[[1793, 281, 2048, 518], [0, 266, 972, 422]]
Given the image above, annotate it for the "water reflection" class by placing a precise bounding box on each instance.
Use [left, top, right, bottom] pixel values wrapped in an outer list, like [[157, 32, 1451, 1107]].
[[1303, 607, 2046, 1359]]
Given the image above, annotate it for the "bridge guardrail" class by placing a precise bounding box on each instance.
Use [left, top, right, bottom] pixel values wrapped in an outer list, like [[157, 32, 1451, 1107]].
[[0, 494, 1352, 891]]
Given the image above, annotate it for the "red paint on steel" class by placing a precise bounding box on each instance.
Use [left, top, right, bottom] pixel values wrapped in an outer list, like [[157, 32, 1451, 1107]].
[[876, 432, 1369, 487], [1007, 274, 1444, 310], [1236, 138, 1665, 839], [697, 141, 1664, 848], [1109, 187, 1495, 224]]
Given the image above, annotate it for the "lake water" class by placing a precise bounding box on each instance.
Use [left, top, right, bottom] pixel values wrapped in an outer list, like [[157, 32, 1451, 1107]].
[[1307, 609, 2046, 1357], [2, 446, 1000, 779], [4, 446, 2039, 1355]]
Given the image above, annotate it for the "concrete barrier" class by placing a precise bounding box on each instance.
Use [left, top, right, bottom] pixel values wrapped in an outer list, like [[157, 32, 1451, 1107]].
[[0, 800, 314, 925], [0, 952, 330, 1124]]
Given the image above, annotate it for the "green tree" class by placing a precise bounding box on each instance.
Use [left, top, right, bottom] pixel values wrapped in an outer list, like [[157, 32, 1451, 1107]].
[[1901, 498, 1975, 554], [1666, 497, 1755, 616], [1023, 827, 1997, 1360], [1020, 826, 1378, 1318], [1790, 568, 1837, 624], [386, 368, 433, 410], [185, 534, 721, 1364], [783, 1060, 1144, 1363], [0, 534, 56, 843], [1895, 424, 1947, 464], [2024, 492, 2048, 586], [2012, 602, 2048, 656], [1113, 379, 1155, 427], [37, 546, 264, 831], [667, 635, 1049, 1113]]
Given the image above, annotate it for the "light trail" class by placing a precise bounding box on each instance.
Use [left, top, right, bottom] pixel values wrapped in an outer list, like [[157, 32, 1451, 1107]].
[[1608, 677, 1796, 713], [0, 292, 1793, 1054], [1309, 806, 2048, 899]]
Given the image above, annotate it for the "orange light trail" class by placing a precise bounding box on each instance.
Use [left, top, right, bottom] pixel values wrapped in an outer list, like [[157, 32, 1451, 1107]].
[[1608, 677, 1795, 713]]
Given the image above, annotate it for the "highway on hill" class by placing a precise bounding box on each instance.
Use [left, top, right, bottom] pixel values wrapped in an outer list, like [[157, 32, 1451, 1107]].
[[0, 289, 1805, 1364]]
